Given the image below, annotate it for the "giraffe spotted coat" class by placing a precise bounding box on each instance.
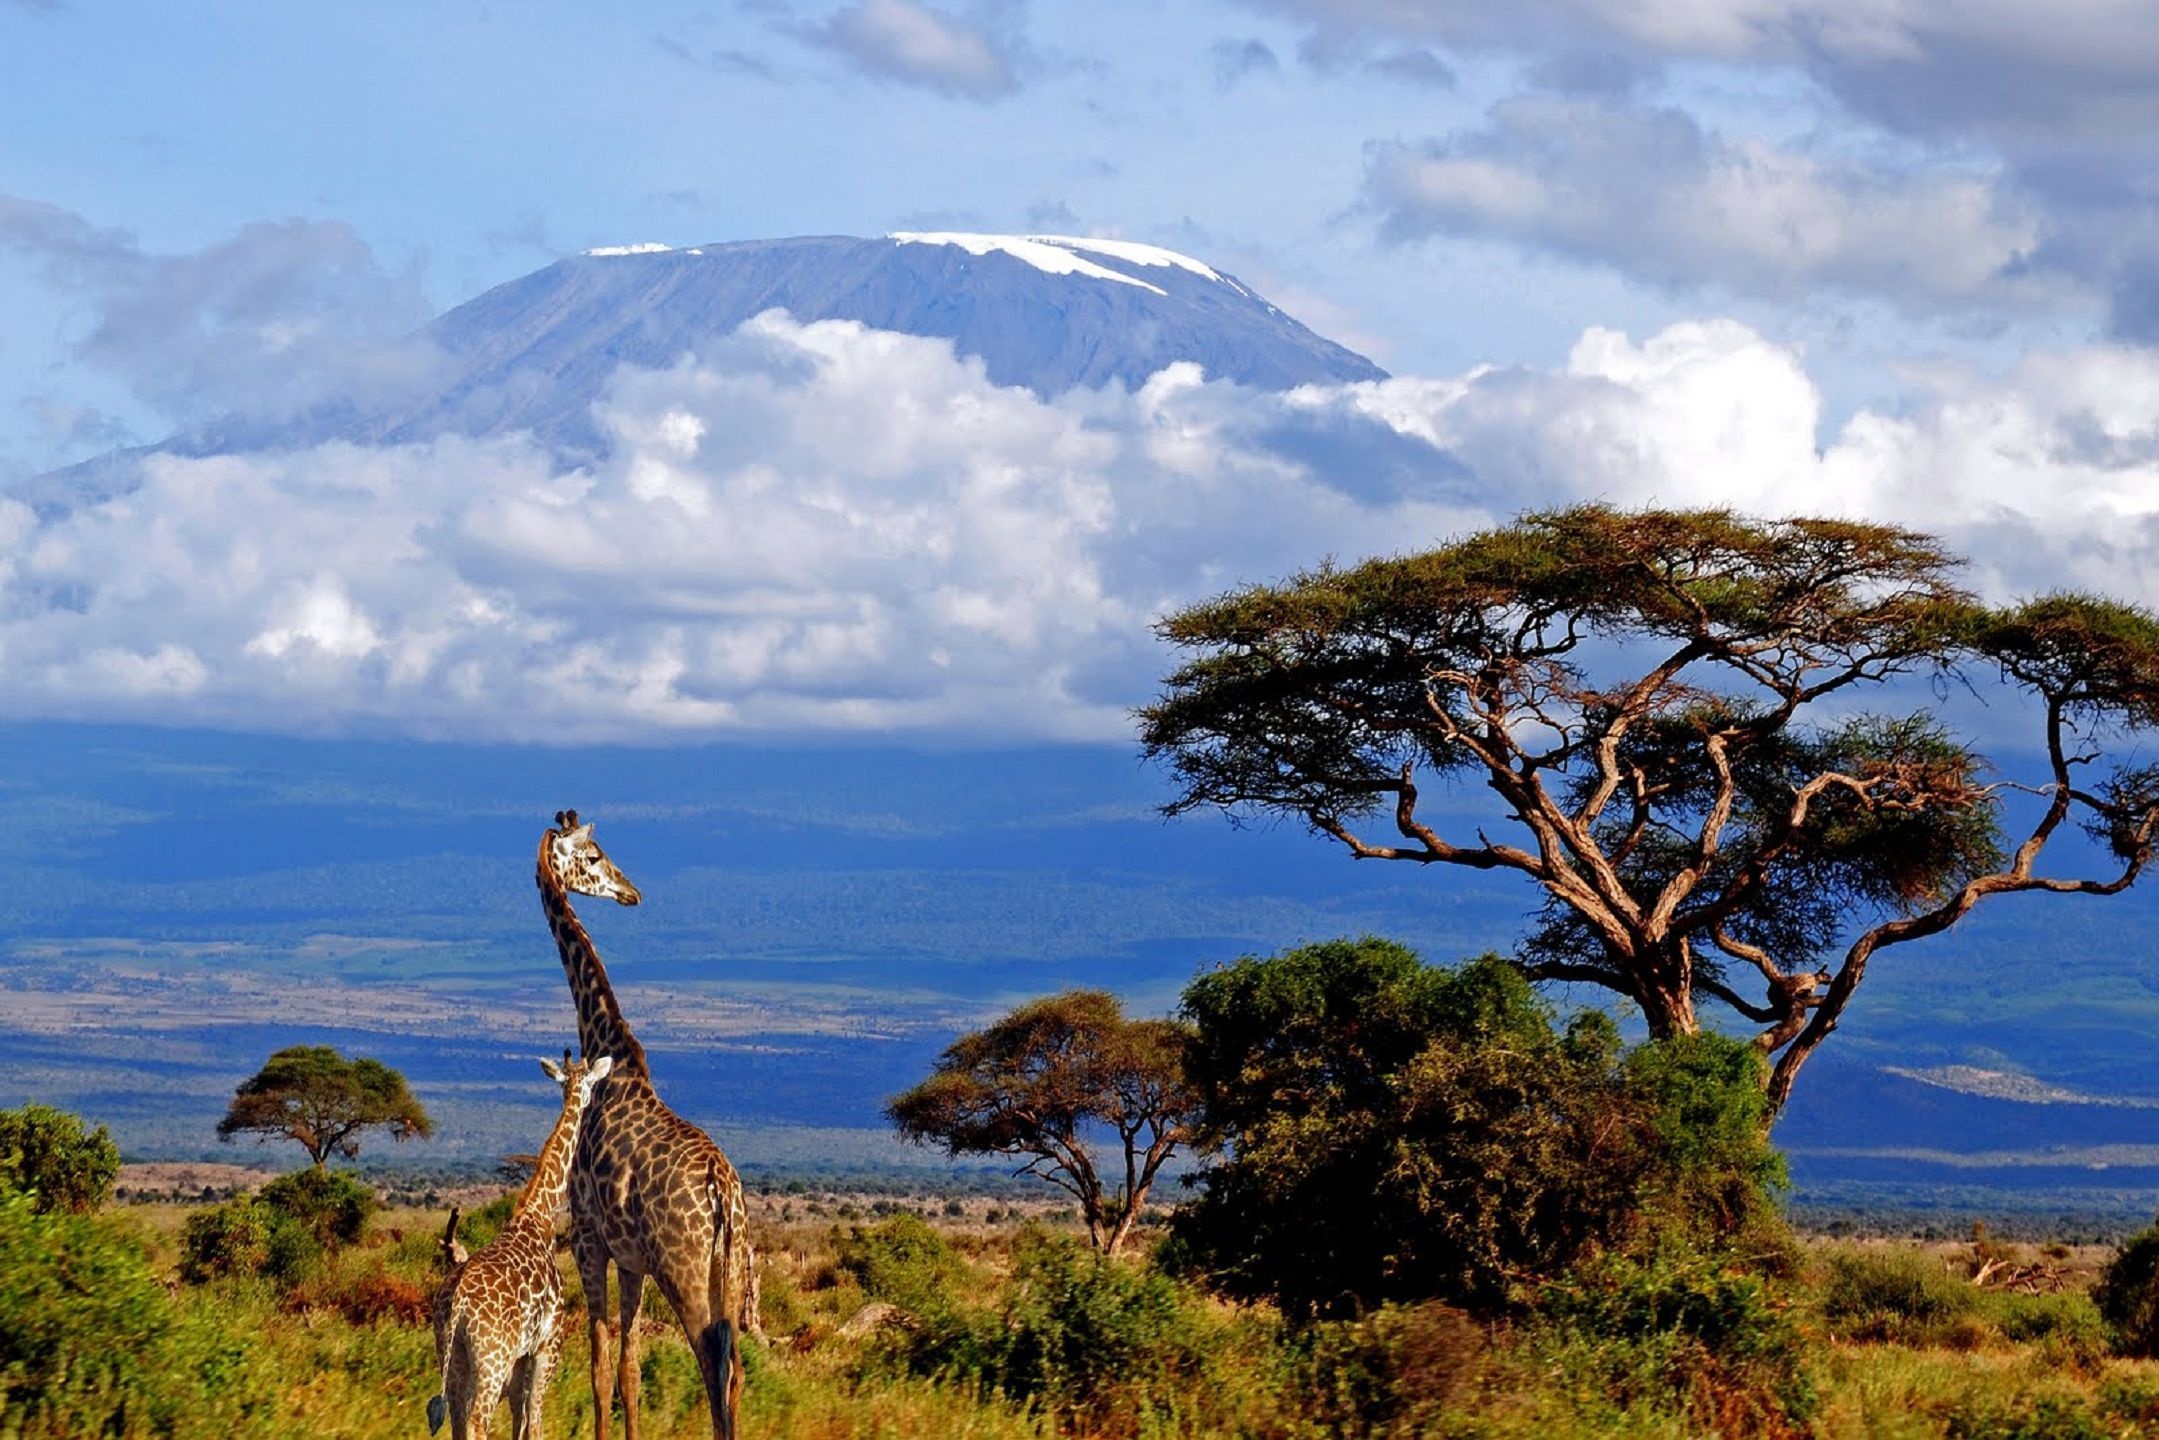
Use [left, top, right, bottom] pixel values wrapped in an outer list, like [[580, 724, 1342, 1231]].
[[538, 812, 755, 1440], [429, 1052, 614, 1440]]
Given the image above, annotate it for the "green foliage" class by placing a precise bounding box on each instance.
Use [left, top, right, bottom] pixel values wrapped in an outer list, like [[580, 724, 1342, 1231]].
[[833, 1214, 968, 1314], [216, 1045, 433, 1169], [2097, 1221, 2159, 1356], [178, 1170, 375, 1287], [1536, 1249, 1817, 1437], [887, 989, 1195, 1252], [258, 1168, 375, 1248], [877, 1230, 1275, 1435], [1173, 938, 1789, 1319], [1294, 1302, 1487, 1438], [1819, 1247, 1979, 1344], [179, 1197, 322, 1285], [0, 1188, 259, 1436], [0, 1102, 121, 1214], [1142, 506, 2159, 1090]]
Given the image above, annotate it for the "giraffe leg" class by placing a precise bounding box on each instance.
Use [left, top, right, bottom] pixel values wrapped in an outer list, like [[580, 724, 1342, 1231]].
[[617, 1269, 647, 1440], [470, 1357, 512, 1440], [574, 1232, 616, 1440], [528, 1324, 565, 1437]]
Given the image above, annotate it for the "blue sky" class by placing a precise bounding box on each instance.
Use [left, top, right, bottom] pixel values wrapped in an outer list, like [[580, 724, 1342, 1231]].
[[3, 0, 2158, 740]]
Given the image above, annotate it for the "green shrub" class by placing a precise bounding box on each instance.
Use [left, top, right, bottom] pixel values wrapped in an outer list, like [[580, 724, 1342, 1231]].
[[180, 1197, 274, 1283], [878, 1230, 1276, 1434], [178, 1197, 320, 1285], [1929, 1393, 2113, 1440], [1537, 1249, 1816, 1437], [2097, 1222, 2159, 1355], [1174, 941, 1791, 1319], [1818, 1246, 1978, 1343], [0, 1102, 120, 1214], [258, 1168, 374, 1248], [834, 1213, 968, 1313], [1993, 1291, 2110, 1368], [1297, 1301, 1486, 1437], [0, 1188, 258, 1434]]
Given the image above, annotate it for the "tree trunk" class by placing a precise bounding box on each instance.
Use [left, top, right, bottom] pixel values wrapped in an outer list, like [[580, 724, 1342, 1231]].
[[1632, 938, 1699, 1039]]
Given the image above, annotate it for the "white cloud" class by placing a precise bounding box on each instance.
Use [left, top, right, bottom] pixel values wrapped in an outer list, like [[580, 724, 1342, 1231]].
[[7, 309, 2159, 740], [1367, 98, 2047, 307]]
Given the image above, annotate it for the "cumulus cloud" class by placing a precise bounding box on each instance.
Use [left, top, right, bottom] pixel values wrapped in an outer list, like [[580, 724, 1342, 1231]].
[[9, 306, 2159, 741], [789, 0, 1027, 100], [0, 313, 1473, 739], [1365, 97, 2046, 307]]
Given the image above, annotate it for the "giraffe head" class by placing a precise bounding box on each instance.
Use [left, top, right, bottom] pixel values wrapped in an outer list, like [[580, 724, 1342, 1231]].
[[538, 1048, 616, 1107], [547, 809, 642, 906]]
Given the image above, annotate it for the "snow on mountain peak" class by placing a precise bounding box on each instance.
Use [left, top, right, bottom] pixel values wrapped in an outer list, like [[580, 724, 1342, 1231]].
[[887, 231, 1235, 296], [585, 242, 675, 256]]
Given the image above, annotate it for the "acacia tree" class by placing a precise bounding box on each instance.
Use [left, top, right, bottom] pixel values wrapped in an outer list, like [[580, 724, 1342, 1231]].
[[217, 1045, 433, 1170], [888, 990, 1194, 1255], [1141, 507, 2159, 1110]]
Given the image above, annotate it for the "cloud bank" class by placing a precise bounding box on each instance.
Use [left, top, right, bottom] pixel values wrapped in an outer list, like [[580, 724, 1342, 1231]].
[[0, 196, 443, 431], [1255, 0, 2159, 320], [7, 309, 2159, 741], [1365, 98, 2045, 307]]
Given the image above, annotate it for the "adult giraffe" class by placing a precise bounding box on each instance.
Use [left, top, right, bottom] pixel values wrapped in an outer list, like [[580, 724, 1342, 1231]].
[[538, 810, 752, 1440]]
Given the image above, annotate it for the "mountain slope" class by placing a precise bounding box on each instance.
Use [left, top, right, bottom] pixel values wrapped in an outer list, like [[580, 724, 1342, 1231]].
[[300, 233, 1386, 460]]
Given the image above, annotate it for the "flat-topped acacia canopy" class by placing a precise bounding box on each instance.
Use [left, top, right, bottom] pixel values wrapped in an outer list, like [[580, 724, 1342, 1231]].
[[1141, 506, 2159, 1110]]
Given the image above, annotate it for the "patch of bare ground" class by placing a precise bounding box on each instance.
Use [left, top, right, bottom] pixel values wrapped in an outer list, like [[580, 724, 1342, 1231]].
[[115, 1160, 281, 1200]]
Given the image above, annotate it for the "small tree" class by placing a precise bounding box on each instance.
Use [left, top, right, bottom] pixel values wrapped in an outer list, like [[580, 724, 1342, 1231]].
[[888, 990, 1195, 1255], [0, 1104, 121, 1214], [216, 1046, 432, 1170], [1143, 507, 2159, 1110]]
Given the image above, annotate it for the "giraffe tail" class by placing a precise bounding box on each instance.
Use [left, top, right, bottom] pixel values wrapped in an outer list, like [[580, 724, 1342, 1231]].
[[431, 1313, 472, 1436]]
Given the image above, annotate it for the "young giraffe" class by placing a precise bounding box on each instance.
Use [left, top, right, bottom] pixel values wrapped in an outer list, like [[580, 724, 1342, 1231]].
[[428, 1049, 615, 1440], [539, 811, 754, 1440]]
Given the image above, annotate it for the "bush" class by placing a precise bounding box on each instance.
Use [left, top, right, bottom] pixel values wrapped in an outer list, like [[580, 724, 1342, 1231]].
[[1818, 1246, 1978, 1344], [1173, 941, 1791, 1318], [1297, 1302, 1487, 1437], [877, 1230, 1277, 1434], [0, 1188, 256, 1434], [259, 1168, 375, 1248], [0, 1102, 120, 1214], [1537, 1249, 1816, 1437], [834, 1213, 968, 1313], [2097, 1222, 2159, 1355], [179, 1197, 320, 1285]]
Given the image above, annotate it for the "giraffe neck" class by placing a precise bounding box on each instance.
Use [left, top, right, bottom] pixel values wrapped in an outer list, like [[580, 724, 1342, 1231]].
[[537, 834, 651, 1079], [514, 1083, 590, 1222]]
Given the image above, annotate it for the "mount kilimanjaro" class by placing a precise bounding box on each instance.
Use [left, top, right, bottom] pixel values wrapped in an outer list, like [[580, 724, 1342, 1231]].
[[30, 232, 1388, 499]]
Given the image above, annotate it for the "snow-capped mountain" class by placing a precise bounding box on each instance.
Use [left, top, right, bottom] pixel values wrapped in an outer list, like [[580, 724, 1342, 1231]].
[[24, 233, 1387, 500], [374, 232, 1385, 458]]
